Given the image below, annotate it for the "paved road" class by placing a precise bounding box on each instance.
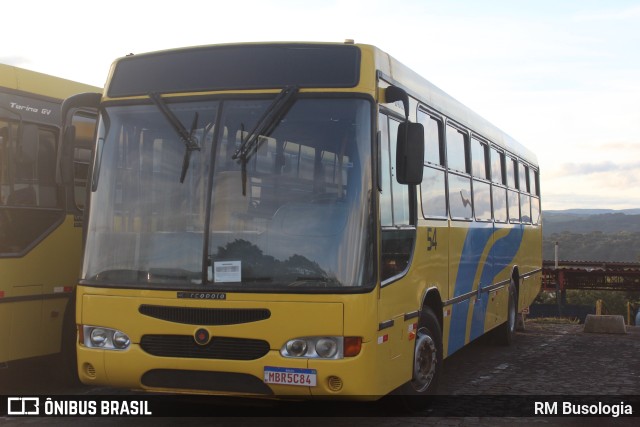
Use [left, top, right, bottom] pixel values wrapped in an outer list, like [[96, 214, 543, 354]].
[[1, 321, 639, 425]]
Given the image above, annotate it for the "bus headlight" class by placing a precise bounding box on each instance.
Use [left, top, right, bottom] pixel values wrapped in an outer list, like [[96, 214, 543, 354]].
[[82, 325, 130, 350], [281, 336, 356, 359], [285, 339, 308, 357], [315, 338, 338, 358], [89, 328, 108, 347], [113, 331, 131, 349]]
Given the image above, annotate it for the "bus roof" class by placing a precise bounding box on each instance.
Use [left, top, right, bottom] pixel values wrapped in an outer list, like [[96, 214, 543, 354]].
[[365, 44, 538, 167], [0, 64, 101, 100], [103, 42, 536, 167]]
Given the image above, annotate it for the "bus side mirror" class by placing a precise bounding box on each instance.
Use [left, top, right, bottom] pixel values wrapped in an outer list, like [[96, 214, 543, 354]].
[[396, 122, 424, 185]]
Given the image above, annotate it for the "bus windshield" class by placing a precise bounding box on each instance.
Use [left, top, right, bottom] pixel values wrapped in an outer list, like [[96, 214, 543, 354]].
[[83, 97, 375, 291]]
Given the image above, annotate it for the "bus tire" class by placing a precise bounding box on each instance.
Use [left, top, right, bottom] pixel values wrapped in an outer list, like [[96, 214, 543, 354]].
[[398, 307, 442, 410], [495, 280, 517, 346]]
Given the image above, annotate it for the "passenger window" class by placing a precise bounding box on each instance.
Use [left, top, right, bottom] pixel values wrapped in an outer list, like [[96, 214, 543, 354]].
[[446, 125, 468, 174], [490, 147, 504, 184], [418, 110, 443, 166], [0, 121, 64, 255], [520, 193, 531, 223], [508, 189, 520, 223], [471, 137, 488, 180], [421, 163, 447, 218], [529, 168, 539, 196], [519, 162, 529, 192], [493, 186, 508, 223], [506, 157, 516, 188], [474, 180, 492, 221], [531, 196, 541, 224], [449, 173, 472, 220], [418, 111, 446, 218]]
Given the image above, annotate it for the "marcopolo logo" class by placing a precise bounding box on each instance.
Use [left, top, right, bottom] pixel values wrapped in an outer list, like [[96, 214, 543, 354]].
[[7, 397, 40, 415]]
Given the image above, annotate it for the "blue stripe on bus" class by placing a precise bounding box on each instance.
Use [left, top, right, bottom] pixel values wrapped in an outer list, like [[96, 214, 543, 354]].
[[448, 225, 525, 355]]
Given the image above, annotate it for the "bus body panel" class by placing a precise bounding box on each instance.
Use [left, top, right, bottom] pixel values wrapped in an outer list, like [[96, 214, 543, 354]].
[[77, 285, 404, 397]]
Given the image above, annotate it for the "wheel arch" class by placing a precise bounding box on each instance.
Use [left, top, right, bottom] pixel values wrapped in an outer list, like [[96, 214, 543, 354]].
[[420, 287, 443, 331], [511, 265, 521, 310]]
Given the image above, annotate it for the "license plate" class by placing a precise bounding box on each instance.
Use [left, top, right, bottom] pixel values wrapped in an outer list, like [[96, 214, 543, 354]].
[[264, 366, 317, 386]]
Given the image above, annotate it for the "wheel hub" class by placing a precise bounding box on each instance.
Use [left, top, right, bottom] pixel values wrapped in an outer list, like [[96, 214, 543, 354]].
[[411, 329, 437, 392]]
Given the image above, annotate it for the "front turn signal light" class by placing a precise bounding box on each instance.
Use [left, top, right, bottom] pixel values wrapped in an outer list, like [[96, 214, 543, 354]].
[[343, 337, 362, 357]]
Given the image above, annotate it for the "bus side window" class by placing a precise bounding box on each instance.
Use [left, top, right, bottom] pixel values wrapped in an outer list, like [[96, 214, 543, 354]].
[[471, 137, 491, 221], [417, 110, 446, 218], [506, 156, 520, 223], [531, 169, 541, 224], [490, 147, 508, 223], [379, 113, 414, 282], [446, 124, 472, 220], [519, 162, 531, 223]]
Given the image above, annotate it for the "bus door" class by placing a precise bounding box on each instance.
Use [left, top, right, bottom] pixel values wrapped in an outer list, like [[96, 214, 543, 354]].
[[377, 111, 417, 387]]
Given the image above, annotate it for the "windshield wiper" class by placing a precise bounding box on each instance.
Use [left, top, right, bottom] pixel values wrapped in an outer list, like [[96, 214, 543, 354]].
[[231, 86, 299, 195], [149, 92, 200, 183]]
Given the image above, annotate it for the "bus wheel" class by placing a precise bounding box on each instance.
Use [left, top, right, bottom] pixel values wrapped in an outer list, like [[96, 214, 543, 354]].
[[496, 280, 517, 346], [399, 307, 442, 410]]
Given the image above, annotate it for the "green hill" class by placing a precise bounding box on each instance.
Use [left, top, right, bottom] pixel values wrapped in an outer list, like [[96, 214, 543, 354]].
[[542, 210, 640, 262]]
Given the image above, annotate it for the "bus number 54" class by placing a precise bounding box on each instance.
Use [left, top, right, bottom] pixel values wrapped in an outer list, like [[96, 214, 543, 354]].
[[427, 227, 438, 251]]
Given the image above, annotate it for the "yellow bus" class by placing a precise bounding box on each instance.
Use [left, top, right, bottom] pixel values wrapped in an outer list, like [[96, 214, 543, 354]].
[[65, 42, 542, 404], [0, 64, 98, 369]]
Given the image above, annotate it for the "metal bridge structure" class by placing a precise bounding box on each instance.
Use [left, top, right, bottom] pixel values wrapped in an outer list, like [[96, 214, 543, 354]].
[[542, 260, 640, 293]]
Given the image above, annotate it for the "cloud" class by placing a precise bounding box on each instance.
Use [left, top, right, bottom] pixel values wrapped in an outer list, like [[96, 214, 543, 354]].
[[543, 161, 640, 210], [548, 161, 640, 181], [544, 191, 639, 211], [558, 161, 621, 176], [0, 55, 32, 66], [573, 5, 640, 22], [591, 141, 640, 152]]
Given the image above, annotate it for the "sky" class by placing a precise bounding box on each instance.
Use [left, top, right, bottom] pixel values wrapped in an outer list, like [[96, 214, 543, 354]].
[[3, 0, 640, 211]]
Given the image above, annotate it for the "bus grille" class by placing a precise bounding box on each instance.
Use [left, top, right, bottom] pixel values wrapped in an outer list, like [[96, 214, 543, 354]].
[[140, 335, 270, 360], [138, 305, 270, 325], [141, 369, 274, 395]]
